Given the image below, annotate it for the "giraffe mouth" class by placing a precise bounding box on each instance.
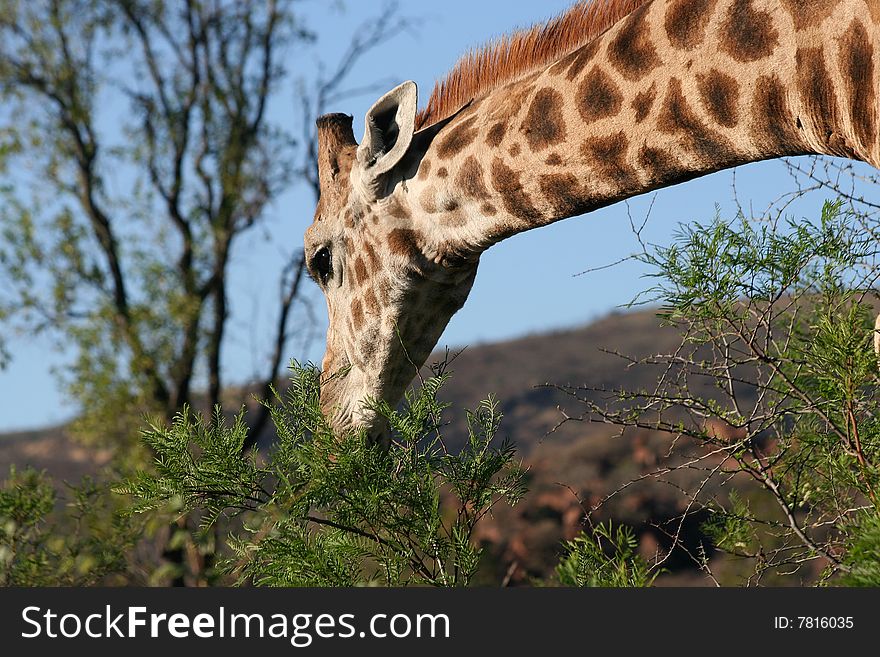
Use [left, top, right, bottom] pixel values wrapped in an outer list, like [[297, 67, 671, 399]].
[[366, 416, 391, 450], [319, 362, 390, 444]]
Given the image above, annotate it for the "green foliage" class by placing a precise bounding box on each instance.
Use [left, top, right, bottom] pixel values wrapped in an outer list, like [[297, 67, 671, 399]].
[[593, 199, 880, 584], [701, 492, 759, 556], [0, 466, 134, 585], [839, 510, 880, 586], [642, 200, 867, 317], [0, 0, 299, 449], [555, 522, 658, 587], [118, 363, 527, 586]]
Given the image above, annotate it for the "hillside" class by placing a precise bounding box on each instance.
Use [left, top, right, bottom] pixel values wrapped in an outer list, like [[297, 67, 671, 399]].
[[435, 308, 688, 452], [431, 310, 770, 584], [0, 308, 794, 585]]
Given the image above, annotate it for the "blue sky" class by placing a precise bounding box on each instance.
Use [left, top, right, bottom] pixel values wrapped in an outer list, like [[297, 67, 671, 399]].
[[1, 0, 874, 431]]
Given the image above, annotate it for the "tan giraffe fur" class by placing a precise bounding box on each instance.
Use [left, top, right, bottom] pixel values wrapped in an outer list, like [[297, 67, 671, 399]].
[[305, 0, 880, 443]]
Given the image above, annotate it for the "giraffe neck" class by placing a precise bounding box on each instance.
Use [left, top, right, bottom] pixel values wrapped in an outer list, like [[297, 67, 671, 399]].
[[409, 0, 880, 256]]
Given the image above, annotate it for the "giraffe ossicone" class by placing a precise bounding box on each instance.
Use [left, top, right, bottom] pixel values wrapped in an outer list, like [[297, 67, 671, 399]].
[[305, 0, 880, 442]]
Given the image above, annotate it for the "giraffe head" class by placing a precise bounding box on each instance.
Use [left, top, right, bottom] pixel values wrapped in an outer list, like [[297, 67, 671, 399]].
[[305, 81, 478, 443]]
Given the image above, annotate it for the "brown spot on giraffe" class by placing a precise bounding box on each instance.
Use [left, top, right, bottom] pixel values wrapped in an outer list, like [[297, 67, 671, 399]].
[[489, 83, 535, 124], [509, 143, 521, 156], [696, 69, 740, 128], [417, 158, 431, 180], [631, 83, 657, 123], [796, 47, 849, 156], [376, 277, 391, 306], [363, 241, 380, 273], [386, 197, 410, 219], [490, 157, 543, 223], [577, 67, 623, 124], [436, 116, 479, 159], [419, 187, 438, 214], [721, 0, 779, 63], [350, 299, 364, 331], [359, 335, 377, 365], [752, 75, 805, 154], [455, 156, 490, 200], [481, 203, 497, 215], [637, 144, 690, 185], [387, 228, 423, 260], [657, 78, 738, 164], [363, 288, 380, 316], [522, 88, 567, 151], [437, 167, 448, 178], [665, 0, 714, 50], [607, 3, 659, 81], [839, 19, 876, 156], [582, 131, 638, 189], [440, 208, 467, 227], [539, 173, 585, 217], [553, 38, 601, 81], [354, 256, 369, 286], [779, 0, 838, 30], [546, 152, 562, 165], [486, 122, 506, 147]]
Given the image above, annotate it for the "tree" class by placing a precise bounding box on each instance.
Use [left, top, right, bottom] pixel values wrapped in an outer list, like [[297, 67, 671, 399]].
[[2, 0, 281, 443], [0, 0, 412, 584], [559, 199, 880, 585], [0, 0, 411, 448]]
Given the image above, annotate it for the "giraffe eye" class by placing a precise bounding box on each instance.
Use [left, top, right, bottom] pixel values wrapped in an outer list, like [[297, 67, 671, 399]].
[[310, 246, 332, 286]]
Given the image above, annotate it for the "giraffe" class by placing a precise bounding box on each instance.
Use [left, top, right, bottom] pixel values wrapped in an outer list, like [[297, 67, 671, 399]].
[[304, 0, 880, 444]]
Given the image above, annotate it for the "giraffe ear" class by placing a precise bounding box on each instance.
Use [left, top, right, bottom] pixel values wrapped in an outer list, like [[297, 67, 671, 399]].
[[358, 81, 417, 196]]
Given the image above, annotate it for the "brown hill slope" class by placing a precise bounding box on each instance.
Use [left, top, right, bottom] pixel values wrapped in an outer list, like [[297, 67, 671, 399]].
[[433, 308, 685, 453], [430, 309, 769, 584]]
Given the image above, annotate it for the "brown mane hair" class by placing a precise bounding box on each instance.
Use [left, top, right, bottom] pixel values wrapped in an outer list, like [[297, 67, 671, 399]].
[[415, 0, 649, 129]]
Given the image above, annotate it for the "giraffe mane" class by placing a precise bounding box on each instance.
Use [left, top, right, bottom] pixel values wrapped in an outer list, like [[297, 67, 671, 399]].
[[415, 0, 649, 130]]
